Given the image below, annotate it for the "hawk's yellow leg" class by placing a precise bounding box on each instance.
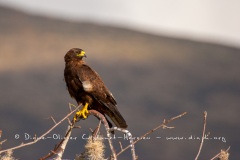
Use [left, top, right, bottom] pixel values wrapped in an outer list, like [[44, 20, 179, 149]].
[[74, 103, 89, 121]]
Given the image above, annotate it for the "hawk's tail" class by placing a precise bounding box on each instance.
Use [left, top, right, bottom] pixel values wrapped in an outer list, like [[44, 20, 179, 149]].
[[105, 103, 128, 129]]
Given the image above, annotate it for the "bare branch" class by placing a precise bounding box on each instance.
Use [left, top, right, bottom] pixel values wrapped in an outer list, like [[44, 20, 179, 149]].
[[50, 116, 57, 124], [53, 125, 73, 159], [119, 141, 123, 151], [0, 104, 82, 154], [68, 103, 76, 112], [92, 120, 102, 139], [0, 139, 7, 146], [117, 112, 187, 157], [88, 110, 117, 160], [195, 111, 207, 160], [74, 126, 81, 129], [40, 124, 74, 160], [110, 127, 136, 160], [67, 118, 72, 125], [0, 130, 7, 146]]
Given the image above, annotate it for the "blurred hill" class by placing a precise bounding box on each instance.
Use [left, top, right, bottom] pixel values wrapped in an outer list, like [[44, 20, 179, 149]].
[[0, 6, 240, 159]]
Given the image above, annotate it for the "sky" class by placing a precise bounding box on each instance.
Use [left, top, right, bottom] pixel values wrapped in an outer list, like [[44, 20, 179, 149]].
[[1, 0, 240, 48]]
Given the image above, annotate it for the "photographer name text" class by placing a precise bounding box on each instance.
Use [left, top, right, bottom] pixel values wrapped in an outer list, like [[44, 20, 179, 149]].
[[14, 133, 226, 143]]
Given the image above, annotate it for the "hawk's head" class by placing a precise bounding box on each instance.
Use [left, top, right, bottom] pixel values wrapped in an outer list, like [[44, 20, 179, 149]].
[[64, 48, 86, 62]]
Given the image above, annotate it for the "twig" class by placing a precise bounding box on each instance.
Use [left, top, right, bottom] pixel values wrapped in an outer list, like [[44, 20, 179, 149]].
[[50, 116, 57, 124], [68, 103, 78, 112], [67, 118, 72, 125], [0, 139, 7, 146], [210, 146, 230, 160], [92, 120, 102, 139], [119, 141, 123, 151], [117, 112, 187, 157], [0, 104, 82, 154], [195, 111, 207, 160], [0, 130, 7, 146]]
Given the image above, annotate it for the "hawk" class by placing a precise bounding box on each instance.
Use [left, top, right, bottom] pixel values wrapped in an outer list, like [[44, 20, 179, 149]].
[[64, 48, 127, 128]]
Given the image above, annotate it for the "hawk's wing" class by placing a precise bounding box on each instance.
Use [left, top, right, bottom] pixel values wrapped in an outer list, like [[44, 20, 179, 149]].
[[67, 63, 127, 128], [77, 64, 117, 106]]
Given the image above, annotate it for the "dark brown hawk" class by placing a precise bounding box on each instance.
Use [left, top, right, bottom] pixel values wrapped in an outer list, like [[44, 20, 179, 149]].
[[64, 48, 127, 128]]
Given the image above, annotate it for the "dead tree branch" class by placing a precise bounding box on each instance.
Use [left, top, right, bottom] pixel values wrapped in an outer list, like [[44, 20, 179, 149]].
[[41, 109, 132, 160], [40, 122, 75, 160], [195, 111, 207, 160], [0, 104, 82, 155], [116, 112, 187, 157], [110, 127, 136, 160], [88, 110, 117, 160]]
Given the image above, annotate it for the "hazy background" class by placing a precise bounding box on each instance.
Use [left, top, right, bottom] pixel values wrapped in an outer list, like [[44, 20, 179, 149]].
[[0, 1, 240, 159], [1, 0, 240, 48]]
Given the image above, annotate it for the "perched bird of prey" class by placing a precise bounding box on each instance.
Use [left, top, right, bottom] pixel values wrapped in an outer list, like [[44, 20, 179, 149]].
[[64, 48, 127, 128]]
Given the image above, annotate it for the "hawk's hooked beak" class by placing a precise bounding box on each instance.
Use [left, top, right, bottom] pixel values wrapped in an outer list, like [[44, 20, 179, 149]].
[[77, 50, 87, 58]]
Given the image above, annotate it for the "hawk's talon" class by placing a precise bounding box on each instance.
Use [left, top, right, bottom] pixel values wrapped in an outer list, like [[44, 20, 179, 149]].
[[74, 103, 89, 121]]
